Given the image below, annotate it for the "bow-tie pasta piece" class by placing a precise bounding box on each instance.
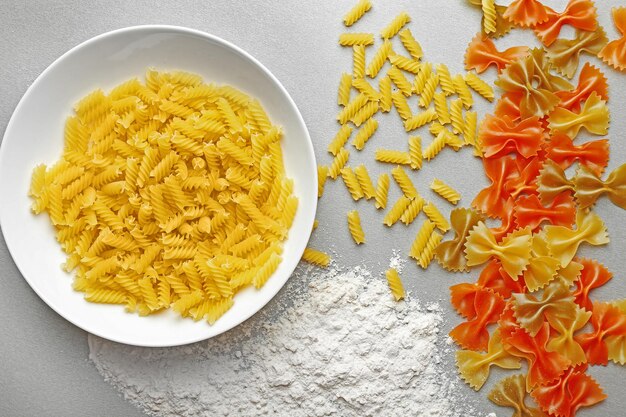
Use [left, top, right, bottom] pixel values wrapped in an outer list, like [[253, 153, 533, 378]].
[[479, 260, 526, 298], [598, 7, 626, 72], [449, 288, 506, 351], [545, 27, 608, 79], [520, 232, 561, 292], [548, 92, 609, 138], [456, 330, 521, 391], [545, 210, 609, 267], [545, 132, 609, 176], [488, 374, 547, 417], [494, 92, 524, 121], [534, 0, 598, 47], [573, 164, 626, 210], [575, 302, 626, 365], [572, 259, 612, 312], [473, 155, 521, 218], [555, 62, 609, 112], [465, 221, 533, 278], [435, 208, 485, 272], [479, 114, 546, 159], [537, 160, 575, 205], [531, 366, 607, 417], [503, 0, 551, 27], [465, 33, 530, 74], [496, 49, 573, 118], [545, 307, 591, 366], [514, 194, 576, 232]]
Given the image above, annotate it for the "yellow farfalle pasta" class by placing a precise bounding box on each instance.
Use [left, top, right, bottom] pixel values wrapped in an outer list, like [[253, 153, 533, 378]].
[[338, 72, 352, 106], [347, 210, 366, 244], [385, 268, 405, 301], [366, 40, 393, 78], [404, 107, 438, 132], [301, 248, 331, 267], [328, 148, 350, 179], [375, 149, 412, 165], [30, 69, 297, 325], [339, 33, 375, 46], [352, 117, 378, 150], [408, 136, 423, 170], [341, 167, 365, 201], [464, 71, 495, 102], [422, 202, 451, 232], [380, 12, 411, 39], [343, 0, 372, 27], [548, 92, 610, 138], [398, 28, 423, 60], [430, 178, 461, 204], [375, 173, 390, 209], [353, 45, 366, 79], [354, 165, 376, 199], [384, 195, 412, 226], [328, 124, 353, 156], [391, 165, 418, 199]]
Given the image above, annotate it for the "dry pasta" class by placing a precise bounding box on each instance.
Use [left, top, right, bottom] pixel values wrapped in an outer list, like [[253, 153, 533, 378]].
[[328, 147, 350, 179], [418, 74, 439, 108], [387, 66, 413, 96], [391, 165, 418, 199], [354, 165, 377, 199], [379, 76, 393, 112], [481, 0, 497, 35], [434, 92, 451, 124], [366, 40, 393, 78], [452, 74, 474, 109], [351, 101, 379, 127], [418, 231, 443, 268], [339, 33, 375, 46], [430, 178, 461, 204], [423, 202, 451, 232], [375, 149, 411, 165], [31, 69, 297, 325], [388, 55, 421, 74], [404, 108, 438, 132], [341, 167, 365, 201], [337, 93, 368, 124], [423, 131, 448, 161], [343, 0, 372, 27], [400, 195, 426, 225], [352, 117, 378, 150], [436, 63, 456, 96], [301, 248, 331, 267], [347, 210, 366, 244], [375, 173, 390, 209], [450, 98, 465, 134], [398, 28, 423, 60], [408, 136, 423, 170], [384, 195, 412, 226], [328, 125, 353, 156], [385, 268, 405, 301], [409, 220, 436, 260], [380, 12, 411, 39], [317, 165, 329, 198], [413, 63, 433, 94], [338, 73, 352, 106], [391, 91, 413, 120], [353, 45, 366, 79], [352, 78, 382, 101], [464, 71, 495, 101]]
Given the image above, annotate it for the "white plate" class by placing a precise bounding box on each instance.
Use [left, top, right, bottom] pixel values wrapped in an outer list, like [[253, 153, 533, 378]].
[[0, 25, 317, 347]]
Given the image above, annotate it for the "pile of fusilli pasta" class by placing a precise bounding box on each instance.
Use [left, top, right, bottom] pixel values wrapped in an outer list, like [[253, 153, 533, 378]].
[[29, 70, 297, 324]]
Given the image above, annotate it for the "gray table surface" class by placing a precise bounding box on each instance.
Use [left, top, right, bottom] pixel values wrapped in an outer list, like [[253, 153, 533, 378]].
[[1, 1, 625, 416]]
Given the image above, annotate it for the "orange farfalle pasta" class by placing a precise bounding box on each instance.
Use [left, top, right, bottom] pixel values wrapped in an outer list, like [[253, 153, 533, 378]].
[[545, 132, 609, 176], [479, 114, 546, 159], [465, 221, 533, 278], [598, 7, 626, 72], [505, 323, 571, 390], [537, 160, 574, 205], [545, 28, 608, 79], [575, 301, 626, 365], [495, 49, 573, 118], [573, 258, 612, 312], [473, 155, 521, 218], [464, 33, 529, 74], [521, 233, 561, 292], [512, 279, 578, 337], [507, 157, 542, 199], [534, 0, 598, 47], [514, 193, 576, 231], [456, 329, 522, 391], [490, 198, 519, 242], [449, 288, 506, 351], [573, 164, 626, 210], [531, 365, 607, 417], [488, 374, 547, 417], [546, 307, 591, 366], [545, 210, 609, 267], [503, 0, 551, 27], [435, 208, 486, 272], [495, 92, 523, 121], [555, 62, 608, 112], [548, 92, 609, 138]]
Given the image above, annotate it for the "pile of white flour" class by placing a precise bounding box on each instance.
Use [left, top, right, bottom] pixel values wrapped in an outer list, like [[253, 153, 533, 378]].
[[89, 265, 472, 417]]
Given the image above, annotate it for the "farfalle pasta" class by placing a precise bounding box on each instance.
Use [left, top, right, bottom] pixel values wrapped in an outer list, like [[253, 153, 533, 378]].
[[545, 28, 608, 79], [573, 258, 612, 312], [435, 208, 485, 272], [573, 164, 626, 210], [513, 194, 576, 231], [534, 0, 598, 47], [478, 114, 546, 159], [537, 160, 575, 205], [548, 92, 609, 137], [555, 63, 608, 112], [449, 288, 506, 351], [488, 374, 546, 417], [546, 307, 591, 366], [575, 302, 626, 365], [520, 233, 561, 292], [544, 132, 609, 176], [465, 34, 529, 73], [503, 0, 551, 27], [598, 7, 626, 72]]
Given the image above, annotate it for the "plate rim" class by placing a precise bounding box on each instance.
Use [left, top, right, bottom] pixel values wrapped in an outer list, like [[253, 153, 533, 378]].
[[0, 24, 317, 347]]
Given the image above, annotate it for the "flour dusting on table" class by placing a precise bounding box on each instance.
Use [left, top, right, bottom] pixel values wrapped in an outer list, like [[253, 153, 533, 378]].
[[89, 264, 473, 417]]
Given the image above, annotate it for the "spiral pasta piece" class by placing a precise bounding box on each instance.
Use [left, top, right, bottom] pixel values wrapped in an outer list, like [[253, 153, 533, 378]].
[[449, 98, 465, 134], [380, 12, 411, 39], [423, 202, 450, 232], [452, 74, 474, 109], [347, 210, 366, 244], [375, 173, 390, 209], [341, 167, 365, 201], [419, 75, 439, 108], [386, 268, 405, 301], [354, 165, 377, 199], [430, 178, 461, 205], [339, 33, 375, 46], [434, 92, 451, 124], [418, 231, 443, 268], [302, 248, 331, 267], [392, 91, 412, 120], [464, 72, 494, 102], [379, 75, 392, 113], [353, 45, 366, 79], [343, 0, 372, 27], [328, 148, 350, 179], [337, 93, 368, 125], [375, 149, 411, 165], [436, 63, 456, 96], [353, 118, 379, 150], [388, 66, 413, 96], [408, 136, 423, 170], [423, 131, 448, 161], [338, 72, 352, 106], [351, 101, 379, 127], [384, 195, 412, 226], [399, 28, 423, 60], [409, 220, 436, 260], [366, 40, 393, 78], [352, 78, 382, 101], [401, 195, 426, 225], [413, 63, 433, 94], [481, 0, 497, 35], [392, 165, 418, 199], [328, 124, 353, 156], [317, 165, 329, 198], [389, 55, 421, 74], [404, 108, 438, 132]]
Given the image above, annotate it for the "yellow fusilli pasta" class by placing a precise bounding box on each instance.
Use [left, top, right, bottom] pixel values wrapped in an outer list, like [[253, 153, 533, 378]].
[[452, 74, 474, 109], [385, 268, 405, 301], [302, 248, 331, 267], [404, 107, 437, 132], [375, 173, 390, 209], [430, 178, 461, 205], [379, 75, 393, 113], [353, 117, 378, 150], [409, 219, 436, 260], [366, 40, 393, 78], [400, 195, 425, 225], [339, 33, 375, 46], [353, 45, 366, 79], [338, 72, 352, 107], [398, 28, 423, 60], [380, 12, 411, 39], [464, 71, 495, 102], [383, 195, 412, 226], [317, 165, 329, 198], [422, 202, 450, 232], [433, 92, 451, 124], [375, 149, 411, 165], [341, 167, 365, 201], [343, 0, 372, 27], [328, 147, 350, 179], [391, 165, 418, 199], [328, 124, 353, 156], [387, 66, 413, 96], [347, 210, 366, 244], [354, 165, 376, 199]]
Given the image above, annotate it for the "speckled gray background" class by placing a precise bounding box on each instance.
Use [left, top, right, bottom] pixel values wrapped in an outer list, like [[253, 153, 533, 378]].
[[1, 1, 625, 416]]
